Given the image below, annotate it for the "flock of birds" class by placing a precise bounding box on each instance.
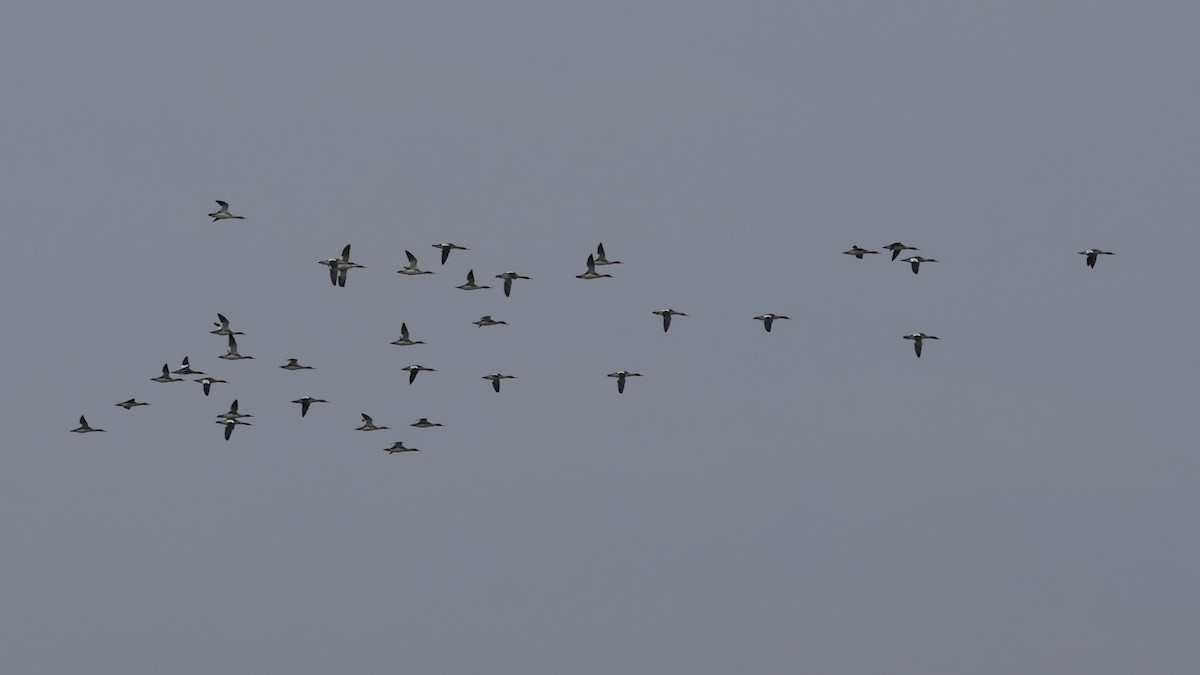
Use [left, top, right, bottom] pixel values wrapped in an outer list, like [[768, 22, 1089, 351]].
[[69, 200, 1117, 453]]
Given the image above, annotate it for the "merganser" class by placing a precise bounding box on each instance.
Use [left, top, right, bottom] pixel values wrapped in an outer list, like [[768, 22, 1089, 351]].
[[319, 244, 366, 287], [843, 245, 880, 259], [71, 415, 105, 433], [482, 373, 515, 392], [151, 363, 184, 383], [902, 332, 940, 357], [495, 271, 531, 297], [115, 399, 149, 410], [195, 376, 227, 396], [217, 399, 252, 420], [456, 269, 491, 291], [279, 358, 314, 370], [1078, 248, 1114, 268], [218, 418, 252, 441], [397, 250, 434, 276], [390, 323, 424, 346], [607, 370, 642, 394], [402, 365, 436, 384], [753, 314, 791, 332], [576, 254, 613, 280], [901, 256, 938, 274], [291, 397, 328, 417], [218, 334, 254, 360], [210, 313, 244, 336], [473, 315, 507, 327], [208, 200, 246, 222], [652, 309, 688, 333], [594, 242, 622, 265], [356, 413, 389, 431], [433, 242, 468, 265], [882, 242, 919, 261], [383, 441, 418, 454], [171, 355, 204, 375], [411, 418, 444, 428]]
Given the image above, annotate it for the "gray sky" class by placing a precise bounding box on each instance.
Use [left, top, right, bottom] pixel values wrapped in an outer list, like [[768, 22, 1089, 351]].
[[4, 1, 1199, 672]]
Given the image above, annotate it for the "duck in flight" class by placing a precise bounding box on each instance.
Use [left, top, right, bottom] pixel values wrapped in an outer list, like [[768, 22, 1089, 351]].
[[411, 418, 444, 428], [151, 363, 184, 383], [115, 399, 149, 410], [219, 334, 254, 360], [195, 376, 227, 396], [171, 356, 204, 375], [210, 313, 244, 336], [279, 358, 314, 370], [903, 332, 940, 357], [397, 250, 434, 276], [652, 309, 688, 333], [291, 397, 328, 418], [383, 441, 419, 454], [402, 365, 436, 384], [607, 370, 642, 394], [433, 242, 468, 265], [473, 315, 508, 327], [71, 415, 105, 433], [495, 271, 531, 297], [320, 244, 366, 287], [753, 314, 791, 332], [390, 323, 424, 346], [483, 373, 515, 392], [594, 242, 622, 266], [208, 200, 246, 222], [1078, 248, 1114, 268], [883, 242, 919, 261], [901, 256, 938, 274], [456, 269, 491, 291], [218, 418, 252, 441], [217, 399, 252, 420], [356, 414, 389, 431], [576, 254, 613, 280], [843, 246, 880, 259]]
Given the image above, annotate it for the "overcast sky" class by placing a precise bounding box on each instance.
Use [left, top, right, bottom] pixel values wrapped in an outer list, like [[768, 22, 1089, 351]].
[[4, 1, 1200, 673]]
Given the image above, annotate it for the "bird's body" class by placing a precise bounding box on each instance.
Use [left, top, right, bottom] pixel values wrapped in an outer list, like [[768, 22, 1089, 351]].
[[208, 200, 246, 222], [397, 250, 434, 276], [390, 323, 424, 346], [218, 418, 252, 440], [457, 269, 491, 291], [594, 242, 622, 266], [753, 314, 791, 332], [843, 245, 880, 259], [219, 334, 253, 360], [115, 398, 149, 410], [1079, 248, 1114, 268], [883, 242, 919, 261], [356, 414, 389, 431], [411, 418, 444, 428], [607, 370, 642, 394], [495, 272, 531, 297], [383, 441, 418, 454], [903, 332, 940, 357], [473, 315, 508, 327], [901, 256, 938, 274], [483, 373, 515, 392], [402, 365, 436, 384], [71, 415, 104, 433], [210, 313, 244, 336], [433, 243, 468, 265], [151, 363, 184, 383], [279, 358, 314, 371], [195, 377, 227, 396], [291, 397, 328, 417], [652, 309, 688, 333], [171, 356, 204, 375], [576, 254, 613, 280]]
